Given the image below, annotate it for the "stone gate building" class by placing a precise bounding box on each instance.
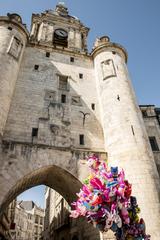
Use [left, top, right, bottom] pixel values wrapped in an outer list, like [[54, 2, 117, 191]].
[[0, 3, 160, 240]]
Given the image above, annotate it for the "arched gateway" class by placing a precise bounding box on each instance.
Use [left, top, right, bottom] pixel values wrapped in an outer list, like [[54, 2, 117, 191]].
[[0, 142, 107, 240], [0, 2, 160, 240], [0, 142, 106, 214], [0, 146, 78, 213]]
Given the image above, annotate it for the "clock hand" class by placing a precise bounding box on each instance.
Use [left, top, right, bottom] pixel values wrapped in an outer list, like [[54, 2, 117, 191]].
[[60, 31, 65, 36]]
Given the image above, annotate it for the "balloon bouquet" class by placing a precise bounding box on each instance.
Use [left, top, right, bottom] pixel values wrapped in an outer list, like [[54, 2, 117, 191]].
[[70, 155, 150, 240]]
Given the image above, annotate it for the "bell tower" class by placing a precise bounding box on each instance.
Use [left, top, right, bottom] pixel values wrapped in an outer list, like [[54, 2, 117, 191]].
[[30, 2, 89, 53]]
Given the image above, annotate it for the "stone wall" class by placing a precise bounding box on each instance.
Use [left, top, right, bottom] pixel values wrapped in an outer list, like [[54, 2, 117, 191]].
[[0, 18, 28, 136], [3, 46, 104, 151]]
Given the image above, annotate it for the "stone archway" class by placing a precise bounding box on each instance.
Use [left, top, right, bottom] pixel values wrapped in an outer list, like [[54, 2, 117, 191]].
[[0, 140, 108, 240], [0, 142, 79, 214], [0, 141, 105, 213], [0, 164, 82, 216]]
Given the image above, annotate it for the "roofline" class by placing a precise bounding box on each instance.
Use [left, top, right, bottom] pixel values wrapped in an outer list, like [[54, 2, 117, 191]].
[[0, 16, 29, 39], [139, 105, 155, 107], [91, 42, 128, 63]]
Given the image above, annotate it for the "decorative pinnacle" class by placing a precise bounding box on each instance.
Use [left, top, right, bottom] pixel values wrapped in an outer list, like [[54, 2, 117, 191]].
[[58, 2, 65, 6], [55, 1, 68, 16]]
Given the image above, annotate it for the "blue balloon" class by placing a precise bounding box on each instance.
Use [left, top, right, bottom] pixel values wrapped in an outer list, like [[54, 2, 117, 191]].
[[111, 222, 118, 232]]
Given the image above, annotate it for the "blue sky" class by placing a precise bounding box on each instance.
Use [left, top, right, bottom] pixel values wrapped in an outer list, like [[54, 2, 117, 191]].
[[18, 185, 46, 208], [2, 0, 160, 208]]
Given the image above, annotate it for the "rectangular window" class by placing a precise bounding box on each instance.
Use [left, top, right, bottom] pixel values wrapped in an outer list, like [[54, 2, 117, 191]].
[[32, 128, 38, 137], [59, 75, 68, 91], [35, 215, 39, 224], [149, 136, 159, 151], [79, 73, 83, 79], [40, 217, 43, 225], [61, 94, 66, 103], [46, 52, 50, 57], [91, 103, 95, 110], [79, 134, 84, 145], [70, 57, 74, 62], [34, 65, 39, 70]]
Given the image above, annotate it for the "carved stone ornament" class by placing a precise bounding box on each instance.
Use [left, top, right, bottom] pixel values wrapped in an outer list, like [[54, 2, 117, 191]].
[[44, 90, 56, 102], [50, 124, 59, 135], [101, 59, 116, 80], [71, 96, 82, 106], [55, 3, 69, 17]]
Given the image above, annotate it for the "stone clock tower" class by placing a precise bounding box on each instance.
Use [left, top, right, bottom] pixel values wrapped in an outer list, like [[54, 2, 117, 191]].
[[0, 3, 160, 240], [30, 3, 88, 52]]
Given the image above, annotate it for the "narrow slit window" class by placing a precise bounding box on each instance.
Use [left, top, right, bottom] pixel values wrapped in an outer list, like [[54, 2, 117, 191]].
[[34, 65, 39, 70], [32, 128, 38, 137], [70, 57, 74, 62], [61, 94, 66, 103], [79, 134, 84, 145], [46, 52, 50, 57], [91, 103, 95, 110], [131, 125, 135, 135], [79, 73, 83, 79], [117, 95, 120, 101]]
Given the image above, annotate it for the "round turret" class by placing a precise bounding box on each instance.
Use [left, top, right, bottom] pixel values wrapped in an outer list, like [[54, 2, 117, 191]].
[[92, 37, 160, 239], [0, 13, 29, 136], [92, 35, 127, 62]]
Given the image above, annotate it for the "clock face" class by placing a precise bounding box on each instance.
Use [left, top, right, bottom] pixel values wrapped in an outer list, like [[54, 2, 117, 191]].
[[54, 29, 68, 38]]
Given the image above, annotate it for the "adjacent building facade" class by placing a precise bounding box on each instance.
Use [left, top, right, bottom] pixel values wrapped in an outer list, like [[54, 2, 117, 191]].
[[0, 211, 11, 240], [140, 105, 160, 171], [0, 200, 16, 240], [43, 188, 71, 240], [8, 200, 44, 240]]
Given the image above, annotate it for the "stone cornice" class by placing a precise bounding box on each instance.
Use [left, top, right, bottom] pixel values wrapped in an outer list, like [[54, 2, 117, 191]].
[[27, 41, 92, 59], [91, 42, 128, 63], [0, 16, 29, 40], [31, 13, 89, 34], [2, 140, 106, 154]]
